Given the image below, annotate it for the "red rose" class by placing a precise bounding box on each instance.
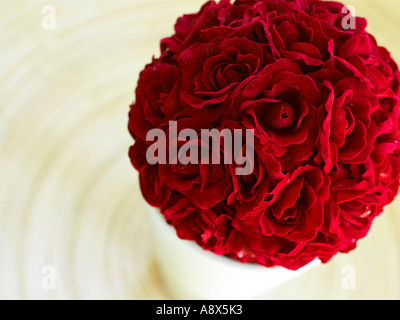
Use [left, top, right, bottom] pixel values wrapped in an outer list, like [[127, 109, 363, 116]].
[[260, 165, 330, 242], [228, 58, 322, 171], [158, 118, 233, 209], [177, 36, 267, 116], [163, 195, 234, 255], [128, 0, 400, 270], [129, 61, 182, 142]]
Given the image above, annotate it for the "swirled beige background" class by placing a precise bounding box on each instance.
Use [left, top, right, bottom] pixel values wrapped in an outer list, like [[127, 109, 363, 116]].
[[0, 0, 399, 300]]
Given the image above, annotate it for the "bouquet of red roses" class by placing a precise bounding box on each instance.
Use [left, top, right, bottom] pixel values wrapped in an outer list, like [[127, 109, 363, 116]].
[[128, 0, 400, 270]]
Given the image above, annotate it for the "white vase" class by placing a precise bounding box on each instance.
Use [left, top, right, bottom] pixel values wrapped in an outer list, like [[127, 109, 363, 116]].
[[147, 205, 320, 300]]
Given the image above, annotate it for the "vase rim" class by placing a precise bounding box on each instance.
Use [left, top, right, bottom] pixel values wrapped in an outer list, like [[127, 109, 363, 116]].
[[147, 204, 320, 273]]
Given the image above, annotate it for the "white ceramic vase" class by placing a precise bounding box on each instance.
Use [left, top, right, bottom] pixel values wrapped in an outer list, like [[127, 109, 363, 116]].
[[147, 205, 320, 300]]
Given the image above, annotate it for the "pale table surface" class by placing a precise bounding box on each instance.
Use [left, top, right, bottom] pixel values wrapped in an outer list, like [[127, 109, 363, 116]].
[[1, 0, 400, 300]]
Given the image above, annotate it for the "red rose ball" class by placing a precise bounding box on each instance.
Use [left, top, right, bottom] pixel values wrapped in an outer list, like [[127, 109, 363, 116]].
[[128, 0, 400, 270]]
